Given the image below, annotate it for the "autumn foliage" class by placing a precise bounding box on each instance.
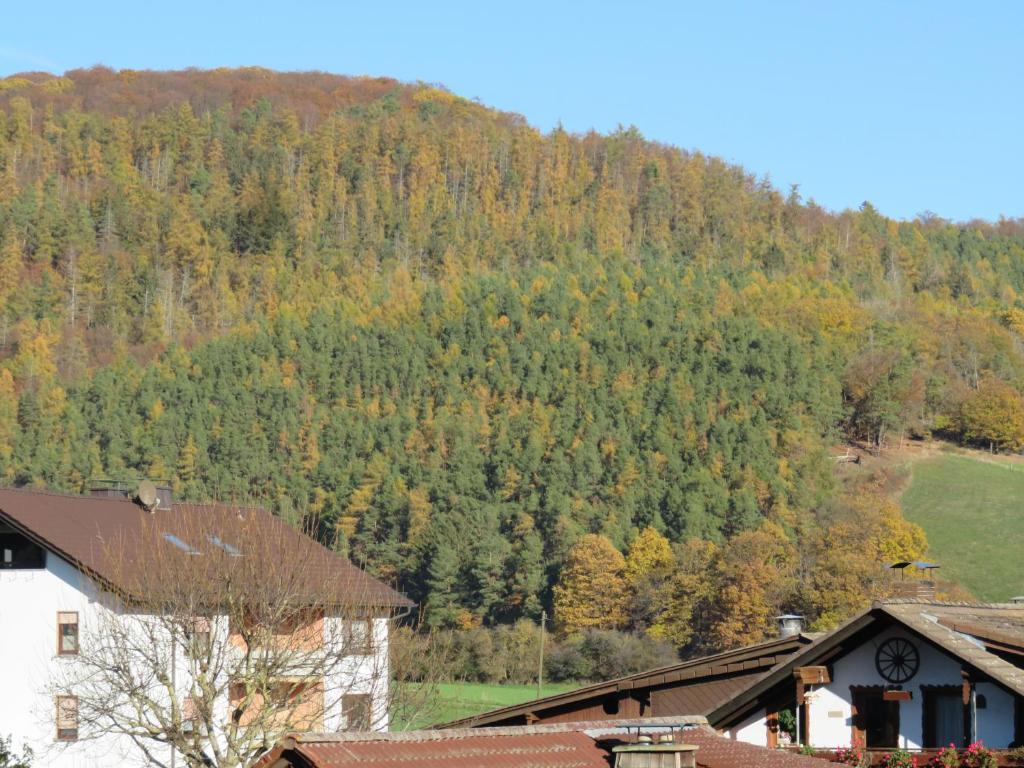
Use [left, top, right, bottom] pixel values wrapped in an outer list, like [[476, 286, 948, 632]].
[[2, 67, 1020, 648]]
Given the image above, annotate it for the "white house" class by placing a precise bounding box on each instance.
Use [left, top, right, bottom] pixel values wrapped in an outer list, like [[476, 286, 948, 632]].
[[715, 599, 1024, 752], [0, 484, 412, 768], [443, 596, 1024, 757]]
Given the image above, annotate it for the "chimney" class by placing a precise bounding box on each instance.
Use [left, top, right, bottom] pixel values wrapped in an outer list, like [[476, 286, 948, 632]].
[[892, 580, 936, 600], [612, 734, 697, 768], [775, 614, 805, 638]]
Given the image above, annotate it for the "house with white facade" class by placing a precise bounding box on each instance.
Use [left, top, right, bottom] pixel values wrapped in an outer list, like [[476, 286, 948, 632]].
[[0, 484, 412, 768], [714, 599, 1024, 752], [448, 596, 1024, 757]]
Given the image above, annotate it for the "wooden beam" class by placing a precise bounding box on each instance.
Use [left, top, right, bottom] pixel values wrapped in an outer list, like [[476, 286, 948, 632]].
[[794, 666, 831, 685], [883, 690, 911, 701]]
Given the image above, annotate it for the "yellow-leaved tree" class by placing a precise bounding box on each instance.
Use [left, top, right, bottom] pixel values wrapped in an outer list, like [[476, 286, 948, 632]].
[[804, 484, 927, 629], [623, 527, 675, 636], [703, 520, 798, 651], [553, 533, 628, 634], [959, 377, 1024, 453]]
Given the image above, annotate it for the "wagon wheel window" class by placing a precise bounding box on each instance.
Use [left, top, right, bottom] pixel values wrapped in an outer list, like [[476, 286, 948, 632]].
[[875, 638, 920, 684]]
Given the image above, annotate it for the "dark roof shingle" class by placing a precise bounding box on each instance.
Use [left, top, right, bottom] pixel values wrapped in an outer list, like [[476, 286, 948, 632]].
[[0, 487, 411, 608]]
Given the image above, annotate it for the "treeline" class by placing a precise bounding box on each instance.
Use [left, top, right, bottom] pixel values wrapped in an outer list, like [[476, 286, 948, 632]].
[[399, 623, 678, 686], [0, 68, 1022, 648]]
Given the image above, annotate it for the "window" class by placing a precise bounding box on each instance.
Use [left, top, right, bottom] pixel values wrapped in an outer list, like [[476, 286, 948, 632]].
[[162, 533, 201, 555], [57, 612, 78, 655], [186, 617, 211, 661], [0, 531, 45, 569], [181, 696, 200, 735], [922, 686, 965, 748], [345, 620, 373, 655], [56, 695, 78, 741], [342, 693, 371, 731], [851, 688, 899, 748]]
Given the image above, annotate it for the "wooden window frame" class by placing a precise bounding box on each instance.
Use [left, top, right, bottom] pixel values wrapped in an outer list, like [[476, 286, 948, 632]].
[[345, 619, 374, 656], [57, 611, 79, 656], [55, 695, 78, 741], [920, 685, 967, 749]]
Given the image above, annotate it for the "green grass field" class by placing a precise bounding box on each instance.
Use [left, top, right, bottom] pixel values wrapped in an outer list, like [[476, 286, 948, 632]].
[[901, 453, 1024, 602], [395, 681, 579, 729]]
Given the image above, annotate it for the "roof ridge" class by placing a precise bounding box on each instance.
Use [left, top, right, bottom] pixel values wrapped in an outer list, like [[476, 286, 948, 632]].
[[0, 485, 135, 502], [877, 598, 1024, 610], [296, 717, 708, 743]]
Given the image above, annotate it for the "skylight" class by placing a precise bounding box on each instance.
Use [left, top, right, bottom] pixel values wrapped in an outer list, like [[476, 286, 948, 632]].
[[207, 535, 242, 556], [162, 533, 201, 555]]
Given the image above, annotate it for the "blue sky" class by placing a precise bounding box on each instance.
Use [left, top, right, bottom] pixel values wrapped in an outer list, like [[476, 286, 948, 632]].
[[2, 1, 1021, 222]]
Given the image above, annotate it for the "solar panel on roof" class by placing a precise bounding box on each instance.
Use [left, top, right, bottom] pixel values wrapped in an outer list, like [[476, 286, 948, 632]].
[[207, 535, 242, 556], [162, 533, 201, 555]]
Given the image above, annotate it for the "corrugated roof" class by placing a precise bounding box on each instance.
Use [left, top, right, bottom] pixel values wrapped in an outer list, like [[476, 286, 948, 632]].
[[0, 487, 411, 608], [254, 719, 842, 768], [442, 634, 811, 728]]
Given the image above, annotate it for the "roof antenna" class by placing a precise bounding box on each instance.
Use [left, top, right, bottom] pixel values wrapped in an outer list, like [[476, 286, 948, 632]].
[[136, 480, 159, 513]]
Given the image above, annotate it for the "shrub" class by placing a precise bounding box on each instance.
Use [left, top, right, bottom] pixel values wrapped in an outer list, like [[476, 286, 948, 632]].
[[835, 746, 867, 766], [962, 742, 997, 768], [546, 629, 678, 682], [930, 745, 959, 768], [881, 750, 917, 768], [0, 735, 32, 768]]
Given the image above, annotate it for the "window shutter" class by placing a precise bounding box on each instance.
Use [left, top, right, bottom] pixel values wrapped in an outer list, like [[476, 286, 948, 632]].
[[56, 695, 79, 740]]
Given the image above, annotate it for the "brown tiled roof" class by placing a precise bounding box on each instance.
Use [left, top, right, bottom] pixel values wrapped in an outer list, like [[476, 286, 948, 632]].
[[0, 487, 411, 608], [442, 635, 811, 728], [681, 727, 844, 768], [254, 719, 842, 768], [709, 599, 1024, 728], [879, 600, 1024, 695]]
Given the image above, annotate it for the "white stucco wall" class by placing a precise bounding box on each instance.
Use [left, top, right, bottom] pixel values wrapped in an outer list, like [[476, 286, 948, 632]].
[[0, 550, 393, 768], [323, 616, 391, 731], [731, 709, 770, 746], [0, 552, 157, 767], [805, 626, 1017, 749]]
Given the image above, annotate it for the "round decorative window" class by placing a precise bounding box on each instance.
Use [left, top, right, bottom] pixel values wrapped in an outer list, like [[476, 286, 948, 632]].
[[874, 637, 920, 683]]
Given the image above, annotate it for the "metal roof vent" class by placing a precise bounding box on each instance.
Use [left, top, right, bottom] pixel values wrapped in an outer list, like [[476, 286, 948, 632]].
[[775, 614, 804, 638]]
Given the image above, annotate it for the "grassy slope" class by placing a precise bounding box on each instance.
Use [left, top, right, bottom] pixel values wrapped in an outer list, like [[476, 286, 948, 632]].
[[901, 453, 1024, 602], [397, 682, 578, 729]]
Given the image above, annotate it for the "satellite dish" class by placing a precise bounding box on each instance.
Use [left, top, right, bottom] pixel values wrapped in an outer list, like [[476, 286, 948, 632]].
[[136, 480, 159, 512]]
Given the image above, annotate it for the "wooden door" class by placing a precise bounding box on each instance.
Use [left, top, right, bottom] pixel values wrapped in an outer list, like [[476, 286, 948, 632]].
[[851, 688, 899, 748]]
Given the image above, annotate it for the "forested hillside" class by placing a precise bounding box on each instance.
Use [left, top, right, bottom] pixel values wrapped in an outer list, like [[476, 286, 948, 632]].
[[1, 68, 1023, 651]]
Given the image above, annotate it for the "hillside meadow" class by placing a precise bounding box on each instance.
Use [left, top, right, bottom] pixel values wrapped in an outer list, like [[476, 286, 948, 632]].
[[901, 452, 1024, 601]]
